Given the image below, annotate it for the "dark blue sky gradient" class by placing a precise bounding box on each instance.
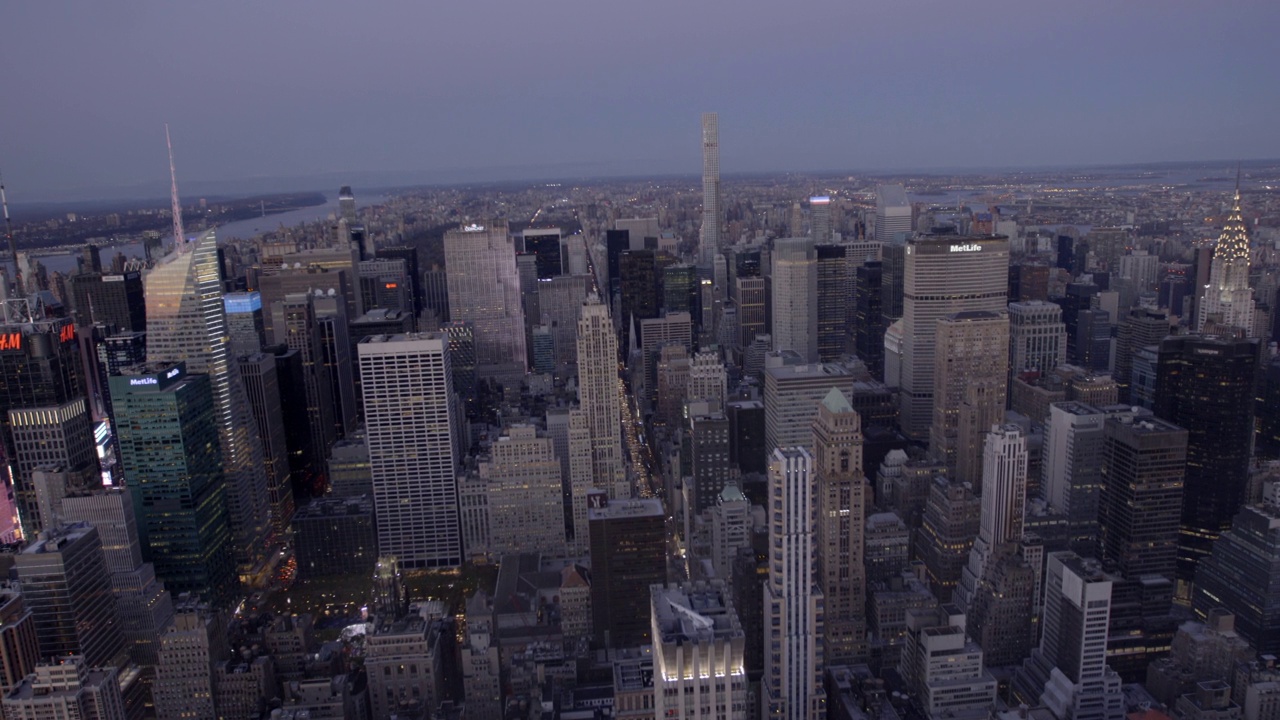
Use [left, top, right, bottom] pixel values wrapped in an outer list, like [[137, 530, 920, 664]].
[[1, 0, 1277, 200]]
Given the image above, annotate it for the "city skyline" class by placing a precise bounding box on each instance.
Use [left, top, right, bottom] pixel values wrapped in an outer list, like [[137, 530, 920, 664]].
[[1, 2, 1279, 201]]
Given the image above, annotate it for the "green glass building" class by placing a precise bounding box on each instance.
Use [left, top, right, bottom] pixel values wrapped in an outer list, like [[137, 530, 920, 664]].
[[109, 363, 237, 607]]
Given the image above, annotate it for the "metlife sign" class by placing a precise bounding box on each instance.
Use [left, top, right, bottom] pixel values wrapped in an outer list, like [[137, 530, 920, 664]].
[[129, 377, 158, 387], [949, 243, 982, 253]]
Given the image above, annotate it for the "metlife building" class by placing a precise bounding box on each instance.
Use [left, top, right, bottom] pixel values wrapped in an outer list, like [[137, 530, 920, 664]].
[[109, 362, 238, 606]]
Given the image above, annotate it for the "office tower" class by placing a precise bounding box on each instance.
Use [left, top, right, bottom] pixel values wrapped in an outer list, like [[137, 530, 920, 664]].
[[771, 238, 817, 361], [8, 398, 96, 533], [223, 292, 265, 355], [699, 112, 721, 267], [3, 657, 127, 720], [662, 262, 698, 316], [377, 245, 423, 317], [44, 484, 173, 667], [531, 325, 554, 373], [365, 612, 446, 719], [521, 227, 564, 279], [266, 346, 315, 496], [1013, 552, 1126, 720], [326, 431, 371, 499], [1155, 334, 1257, 590], [1041, 402, 1106, 557], [422, 265, 450, 322], [237, 353, 293, 540], [1260, 357, 1280, 459], [337, 185, 356, 223], [975, 426, 1028, 568], [964, 543, 1036, 667], [481, 425, 566, 557], [358, 257, 411, 313], [1197, 187, 1255, 334], [69, 271, 145, 331], [726, 399, 766, 475], [440, 320, 477, 417], [639, 312, 693, 398], [809, 196, 832, 242], [710, 484, 751, 580], [291, 495, 375, 578], [154, 603, 223, 720], [763, 449, 825, 720], [619, 249, 660, 347], [460, 592, 501, 720], [734, 275, 766, 350], [443, 222, 527, 378], [0, 314, 86, 537], [687, 409, 731, 518], [651, 581, 747, 720], [763, 359, 857, 452], [914, 477, 981, 602], [1114, 308, 1174, 403], [900, 233, 1009, 439], [588, 494, 666, 648], [655, 345, 691, 427], [874, 185, 912, 244], [1191, 484, 1280, 655], [812, 389, 868, 665], [1099, 411, 1186, 581], [863, 511, 909, 581], [93, 328, 145, 427], [815, 243, 850, 361], [1056, 282, 1097, 362], [855, 260, 885, 379], [267, 246, 363, 318], [605, 229, 629, 297], [1075, 307, 1111, 373], [1009, 300, 1067, 379], [616, 217, 661, 251], [272, 292, 337, 467], [359, 333, 460, 569], [16, 522, 123, 667], [110, 365, 237, 605], [880, 241, 906, 328], [535, 274, 590, 367], [687, 348, 726, 406], [899, 607, 998, 718], [928, 311, 1008, 481], [0, 593, 37, 699], [577, 296, 627, 499], [145, 230, 272, 582]]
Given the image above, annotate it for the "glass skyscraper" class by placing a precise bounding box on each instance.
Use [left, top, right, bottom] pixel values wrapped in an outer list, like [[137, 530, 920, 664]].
[[144, 230, 272, 584], [110, 364, 237, 607]]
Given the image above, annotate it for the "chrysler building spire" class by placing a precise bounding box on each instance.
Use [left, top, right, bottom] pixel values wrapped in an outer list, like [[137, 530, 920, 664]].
[[1197, 179, 1254, 334]]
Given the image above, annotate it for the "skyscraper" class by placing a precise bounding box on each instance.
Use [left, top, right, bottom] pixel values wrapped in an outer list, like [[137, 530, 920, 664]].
[[588, 494, 666, 648], [15, 522, 123, 668], [855, 260, 885, 379], [928, 311, 1009, 482], [1008, 300, 1067, 379], [145, 229, 272, 583], [443, 222, 527, 380], [1099, 410, 1186, 581], [809, 196, 832, 242], [1196, 186, 1255, 334], [874, 185, 912, 244], [815, 243, 850, 362], [812, 389, 868, 665], [763, 448, 825, 720], [271, 292, 337, 466], [771, 238, 817, 361], [1155, 334, 1257, 591], [576, 296, 627, 499], [651, 581, 747, 720], [480, 425, 566, 557], [69, 271, 146, 332], [110, 365, 237, 606], [900, 233, 1009, 439], [699, 112, 721, 267], [1041, 402, 1107, 557], [0, 314, 88, 537], [1013, 552, 1126, 720], [955, 425, 1029, 613], [358, 333, 460, 569], [1113, 308, 1174, 403]]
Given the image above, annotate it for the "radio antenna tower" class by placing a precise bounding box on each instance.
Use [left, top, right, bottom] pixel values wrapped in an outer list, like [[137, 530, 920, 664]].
[[166, 123, 186, 245], [0, 168, 21, 296]]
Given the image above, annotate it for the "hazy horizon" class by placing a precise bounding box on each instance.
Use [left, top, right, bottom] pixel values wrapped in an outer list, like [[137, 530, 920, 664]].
[[3, 1, 1278, 203]]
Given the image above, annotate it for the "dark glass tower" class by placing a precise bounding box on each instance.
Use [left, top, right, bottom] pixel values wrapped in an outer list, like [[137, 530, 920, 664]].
[[855, 260, 885, 381], [815, 243, 850, 362], [69, 271, 146, 332], [618, 250, 659, 348], [110, 364, 237, 607], [1191, 494, 1280, 656], [1154, 334, 1258, 592]]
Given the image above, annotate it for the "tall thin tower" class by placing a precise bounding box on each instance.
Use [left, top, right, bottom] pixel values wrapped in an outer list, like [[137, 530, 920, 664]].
[[699, 112, 721, 268], [576, 295, 627, 499], [1196, 181, 1254, 334], [145, 131, 274, 585]]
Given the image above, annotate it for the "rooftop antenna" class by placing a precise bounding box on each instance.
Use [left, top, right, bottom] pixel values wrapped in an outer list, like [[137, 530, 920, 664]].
[[166, 124, 185, 246], [0, 168, 22, 295]]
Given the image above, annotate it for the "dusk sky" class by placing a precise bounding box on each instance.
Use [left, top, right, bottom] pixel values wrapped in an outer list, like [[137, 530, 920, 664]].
[[2, 1, 1277, 201]]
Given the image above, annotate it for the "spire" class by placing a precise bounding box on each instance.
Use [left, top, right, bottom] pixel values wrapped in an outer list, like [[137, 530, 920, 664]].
[[166, 124, 186, 246], [1215, 178, 1249, 264]]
